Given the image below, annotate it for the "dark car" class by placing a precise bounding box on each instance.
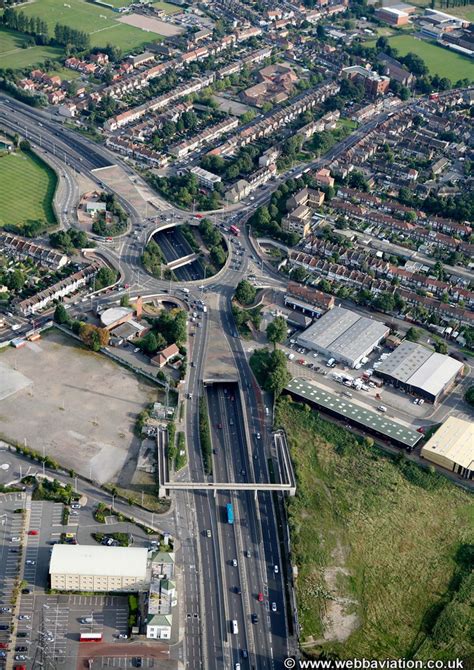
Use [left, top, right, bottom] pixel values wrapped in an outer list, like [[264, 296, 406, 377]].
[[17, 632, 28, 638], [0, 626, 9, 631], [133, 659, 143, 668], [234, 587, 241, 595], [15, 646, 28, 652], [251, 613, 258, 624], [21, 589, 30, 595]]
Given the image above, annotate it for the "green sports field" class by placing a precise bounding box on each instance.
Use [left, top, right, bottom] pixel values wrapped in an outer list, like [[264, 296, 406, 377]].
[[0, 26, 63, 69], [20, 0, 162, 51], [387, 34, 474, 81], [0, 149, 57, 228]]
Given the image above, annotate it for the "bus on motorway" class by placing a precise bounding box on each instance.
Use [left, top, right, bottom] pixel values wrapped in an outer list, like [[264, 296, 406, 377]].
[[226, 503, 234, 524], [229, 225, 240, 236], [79, 633, 102, 642]]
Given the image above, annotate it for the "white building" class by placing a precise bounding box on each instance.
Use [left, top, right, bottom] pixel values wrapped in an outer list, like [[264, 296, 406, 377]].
[[297, 306, 390, 367], [49, 545, 150, 592], [189, 166, 222, 190]]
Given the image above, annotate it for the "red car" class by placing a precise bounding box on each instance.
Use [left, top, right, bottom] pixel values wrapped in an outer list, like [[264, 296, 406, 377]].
[[257, 593, 263, 602], [0, 643, 8, 649], [27, 530, 38, 536]]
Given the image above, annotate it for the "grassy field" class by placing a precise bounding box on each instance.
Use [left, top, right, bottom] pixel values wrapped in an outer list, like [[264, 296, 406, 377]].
[[386, 34, 474, 81], [47, 65, 82, 81], [276, 396, 473, 660], [0, 25, 62, 69], [0, 149, 57, 228], [21, 0, 162, 51], [153, 0, 180, 14], [409, 0, 474, 21]]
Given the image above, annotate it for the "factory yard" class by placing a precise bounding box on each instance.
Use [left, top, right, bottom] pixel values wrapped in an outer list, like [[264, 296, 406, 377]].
[[0, 329, 156, 483]]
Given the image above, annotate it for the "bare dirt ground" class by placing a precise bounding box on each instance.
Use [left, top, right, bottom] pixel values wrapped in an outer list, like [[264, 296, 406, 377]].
[[118, 13, 184, 36], [93, 165, 171, 216], [0, 329, 157, 484], [313, 538, 360, 646]]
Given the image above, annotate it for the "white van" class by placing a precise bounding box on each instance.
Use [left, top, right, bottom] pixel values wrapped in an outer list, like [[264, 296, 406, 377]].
[[231, 620, 238, 635]]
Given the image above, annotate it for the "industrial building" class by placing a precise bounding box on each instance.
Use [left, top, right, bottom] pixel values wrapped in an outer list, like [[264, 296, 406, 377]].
[[49, 545, 150, 592], [296, 307, 389, 368], [285, 378, 422, 449], [375, 341, 463, 403], [421, 417, 473, 479]]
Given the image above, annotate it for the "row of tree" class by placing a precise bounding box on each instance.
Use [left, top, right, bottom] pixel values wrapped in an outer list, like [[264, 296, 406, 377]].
[[2, 9, 90, 50]]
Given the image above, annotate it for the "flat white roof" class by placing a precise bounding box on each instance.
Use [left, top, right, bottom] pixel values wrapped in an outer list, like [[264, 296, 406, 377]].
[[100, 306, 133, 327], [50, 545, 148, 578], [377, 341, 463, 397], [297, 307, 389, 364], [422, 417, 474, 470]]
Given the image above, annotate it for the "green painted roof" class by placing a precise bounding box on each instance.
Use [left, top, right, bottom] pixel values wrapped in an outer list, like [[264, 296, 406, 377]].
[[286, 377, 422, 448], [147, 613, 172, 626]]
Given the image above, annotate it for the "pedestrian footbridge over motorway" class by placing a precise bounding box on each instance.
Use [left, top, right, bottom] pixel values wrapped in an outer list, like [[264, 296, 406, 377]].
[[157, 427, 296, 498]]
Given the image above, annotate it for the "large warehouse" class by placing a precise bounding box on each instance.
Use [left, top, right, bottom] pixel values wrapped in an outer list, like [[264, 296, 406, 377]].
[[296, 306, 390, 368], [421, 417, 473, 479], [50, 545, 150, 592], [375, 341, 463, 403]]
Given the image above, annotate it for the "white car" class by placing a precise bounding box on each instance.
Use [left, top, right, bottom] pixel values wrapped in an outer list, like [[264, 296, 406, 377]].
[[232, 559, 237, 567], [271, 602, 277, 612], [274, 565, 279, 574], [11, 537, 21, 542], [25, 560, 35, 565]]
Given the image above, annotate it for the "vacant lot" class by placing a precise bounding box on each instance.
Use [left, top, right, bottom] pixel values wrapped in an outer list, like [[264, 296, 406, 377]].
[[0, 329, 157, 484], [0, 26, 62, 69], [387, 34, 474, 81], [21, 0, 160, 51], [0, 149, 57, 229], [276, 396, 473, 660], [119, 13, 182, 37]]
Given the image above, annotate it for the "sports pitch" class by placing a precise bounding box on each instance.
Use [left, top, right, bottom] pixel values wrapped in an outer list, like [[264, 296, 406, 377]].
[[20, 0, 164, 51], [0, 26, 62, 69], [387, 34, 474, 81], [0, 149, 57, 229]]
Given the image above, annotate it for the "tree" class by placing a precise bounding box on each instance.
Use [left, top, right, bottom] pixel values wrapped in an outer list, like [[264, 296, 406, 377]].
[[120, 295, 130, 307], [465, 386, 474, 407], [54, 304, 69, 325], [235, 280, 256, 306], [141, 331, 158, 355], [406, 327, 420, 342], [94, 267, 117, 290], [79, 323, 109, 351], [433, 338, 448, 354], [266, 316, 287, 349]]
